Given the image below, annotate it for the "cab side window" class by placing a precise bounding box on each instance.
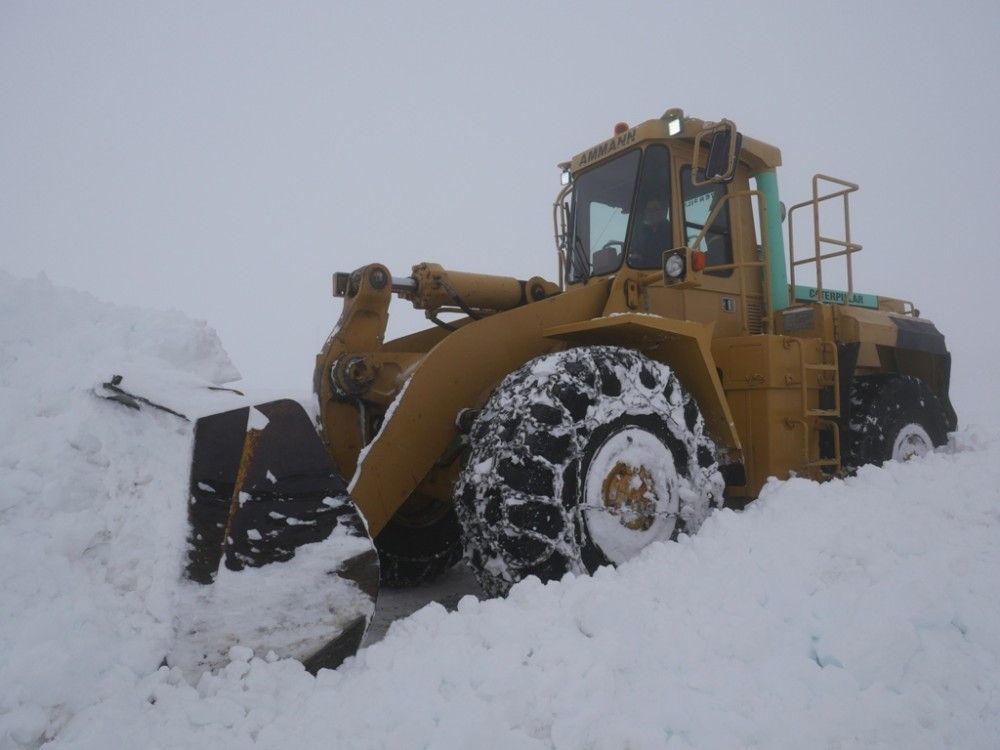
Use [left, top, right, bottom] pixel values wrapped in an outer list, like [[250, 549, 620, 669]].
[[681, 166, 733, 277]]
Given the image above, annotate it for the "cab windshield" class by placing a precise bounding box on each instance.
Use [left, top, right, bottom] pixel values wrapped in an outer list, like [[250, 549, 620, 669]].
[[567, 146, 674, 282], [567, 149, 641, 283]]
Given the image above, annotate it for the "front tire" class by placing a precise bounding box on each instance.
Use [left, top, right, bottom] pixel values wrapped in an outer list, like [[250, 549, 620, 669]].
[[455, 346, 723, 597]]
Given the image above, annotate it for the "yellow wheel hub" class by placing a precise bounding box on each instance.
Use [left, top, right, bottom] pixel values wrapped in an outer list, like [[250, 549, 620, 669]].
[[600, 461, 657, 531], [583, 426, 679, 564]]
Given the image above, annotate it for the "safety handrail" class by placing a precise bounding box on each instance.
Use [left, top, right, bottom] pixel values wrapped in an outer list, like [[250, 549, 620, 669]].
[[787, 174, 863, 301], [552, 181, 574, 291]]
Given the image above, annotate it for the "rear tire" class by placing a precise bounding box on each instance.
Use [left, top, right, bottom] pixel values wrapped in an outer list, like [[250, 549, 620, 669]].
[[455, 346, 723, 597], [846, 375, 949, 469]]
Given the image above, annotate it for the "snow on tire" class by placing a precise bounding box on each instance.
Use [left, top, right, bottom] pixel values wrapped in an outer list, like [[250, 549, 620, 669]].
[[846, 374, 950, 469], [455, 346, 724, 597]]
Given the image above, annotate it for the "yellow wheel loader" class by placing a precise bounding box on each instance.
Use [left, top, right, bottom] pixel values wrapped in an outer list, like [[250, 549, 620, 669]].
[[179, 108, 956, 673]]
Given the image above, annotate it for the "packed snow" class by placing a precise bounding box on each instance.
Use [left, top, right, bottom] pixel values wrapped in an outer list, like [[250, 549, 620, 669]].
[[2, 271, 999, 749], [169, 518, 375, 682]]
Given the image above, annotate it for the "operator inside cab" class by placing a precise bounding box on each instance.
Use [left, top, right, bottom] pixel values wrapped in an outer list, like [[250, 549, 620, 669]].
[[629, 196, 672, 268]]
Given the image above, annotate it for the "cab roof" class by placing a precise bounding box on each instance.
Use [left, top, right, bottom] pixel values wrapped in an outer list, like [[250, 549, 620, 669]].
[[565, 108, 781, 176]]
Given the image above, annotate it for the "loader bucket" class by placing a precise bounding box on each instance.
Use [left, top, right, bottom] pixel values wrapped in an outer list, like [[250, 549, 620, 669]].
[[170, 399, 379, 677]]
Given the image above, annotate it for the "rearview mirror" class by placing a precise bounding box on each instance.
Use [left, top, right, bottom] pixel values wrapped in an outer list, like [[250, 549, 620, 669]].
[[694, 119, 742, 185]]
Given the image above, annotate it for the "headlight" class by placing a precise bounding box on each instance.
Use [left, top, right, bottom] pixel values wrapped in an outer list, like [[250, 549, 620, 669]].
[[664, 253, 685, 279]]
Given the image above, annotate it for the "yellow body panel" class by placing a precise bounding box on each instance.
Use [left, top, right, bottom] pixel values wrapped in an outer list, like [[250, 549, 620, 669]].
[[321, 279, 609, 536], [714, 335, 840, 496]]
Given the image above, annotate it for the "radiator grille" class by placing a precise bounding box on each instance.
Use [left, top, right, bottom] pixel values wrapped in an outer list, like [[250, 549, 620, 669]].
[[746, 297, 764, 334]]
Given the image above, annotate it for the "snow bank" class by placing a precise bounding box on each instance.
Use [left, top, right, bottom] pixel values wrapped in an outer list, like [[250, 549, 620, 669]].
[[2, 272, 999, 749], [45, 435, 1000, 750], [0, 273, 242, 747]]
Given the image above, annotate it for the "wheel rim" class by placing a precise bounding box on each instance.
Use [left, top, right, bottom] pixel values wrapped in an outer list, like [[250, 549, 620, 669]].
[[582, 427, 679, 564], [891, 423, 934, 462]]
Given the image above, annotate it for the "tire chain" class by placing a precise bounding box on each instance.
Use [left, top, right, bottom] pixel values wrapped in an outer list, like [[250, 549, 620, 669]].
[[455, 346, 722, 597]]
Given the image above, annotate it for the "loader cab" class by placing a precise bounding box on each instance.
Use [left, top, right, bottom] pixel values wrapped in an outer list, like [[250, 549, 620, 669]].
[[564, 136, 739, 286], [560, 111, 785, 337]]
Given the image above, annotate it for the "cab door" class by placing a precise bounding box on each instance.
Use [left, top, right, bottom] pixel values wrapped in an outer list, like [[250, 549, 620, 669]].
[[645, 149, 763, 337]]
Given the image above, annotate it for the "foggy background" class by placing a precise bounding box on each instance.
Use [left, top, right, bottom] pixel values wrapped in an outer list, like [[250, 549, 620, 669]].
[[2, 1, 997, 420]]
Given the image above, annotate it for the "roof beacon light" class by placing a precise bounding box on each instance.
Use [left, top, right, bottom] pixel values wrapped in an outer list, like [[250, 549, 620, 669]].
[[613, 122, 630, 136]]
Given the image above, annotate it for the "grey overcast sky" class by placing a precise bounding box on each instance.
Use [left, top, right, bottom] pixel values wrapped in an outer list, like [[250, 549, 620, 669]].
[[2, 1, 998, 396]]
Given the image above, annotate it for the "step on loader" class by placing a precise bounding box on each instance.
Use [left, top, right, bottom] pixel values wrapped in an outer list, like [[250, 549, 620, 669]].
[[177, 108, 957, 674]]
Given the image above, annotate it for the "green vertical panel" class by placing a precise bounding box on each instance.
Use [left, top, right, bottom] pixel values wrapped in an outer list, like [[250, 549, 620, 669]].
[[756, 170, 790, 311]]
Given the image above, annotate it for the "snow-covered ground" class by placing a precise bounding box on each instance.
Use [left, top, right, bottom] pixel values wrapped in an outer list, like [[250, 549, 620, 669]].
[[2, 271, 999, 749]]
